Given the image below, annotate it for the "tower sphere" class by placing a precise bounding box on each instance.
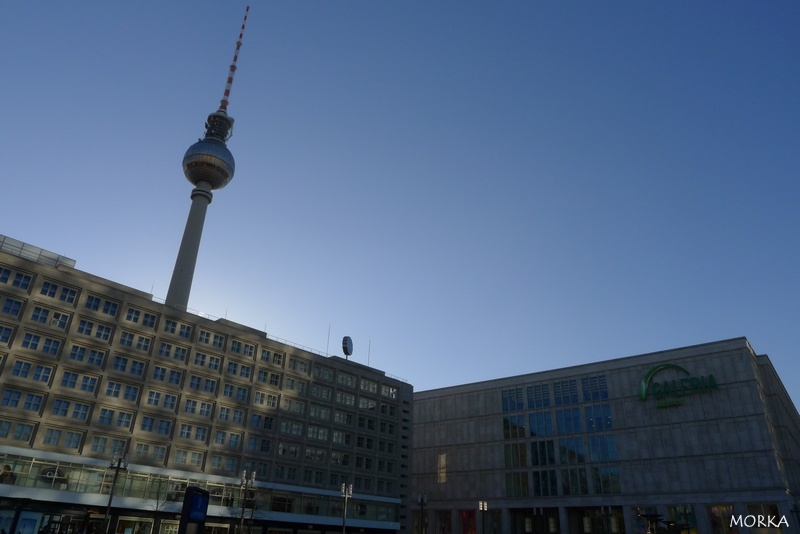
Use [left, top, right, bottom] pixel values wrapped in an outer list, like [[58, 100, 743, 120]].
[[182, 138, 235, 190]]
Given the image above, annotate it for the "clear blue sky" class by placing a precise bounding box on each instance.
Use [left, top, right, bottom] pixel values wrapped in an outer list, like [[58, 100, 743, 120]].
[[2, 2, 798, 402]]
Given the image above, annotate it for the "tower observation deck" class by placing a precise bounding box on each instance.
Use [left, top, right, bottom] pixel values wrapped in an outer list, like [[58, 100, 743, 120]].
[[165, 6, 249, 310]]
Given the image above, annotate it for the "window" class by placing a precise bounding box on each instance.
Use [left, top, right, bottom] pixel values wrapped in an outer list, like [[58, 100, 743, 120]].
[[157, 419, 172, 435], [0, 326, 13, 344], [212, 334, 225, 348], [85, 295, 101, 311], [529, 412, 553, 437], [592, 466, 621, 494], [288, 358, 310, 375], [112, 356, 128, 372], [194, 426, 208, 442], [198, 331, 211, 344], [126, 308, 141, 323], [13, 273, 32, 290], [115, 412, 132, 428], [230, 340, 242, 354], [42, 337, 61, 355], [136, 336, 151, 352], [12, 361, 31, 377], [585, 404, 613, 432], [556, 408, 582, 434], [99, 408, 115, 425], [159, 343, 172, 357], [174, 346, 188, 361], [72, 402, 89, 421], [106, 382, 121, 397], [147, 391, 161, 406], [179, 424, 192, 439], [33, 365, 53, 383], [142, 313, 157, 328], [43, 428, 61, 445], [88, 349, 105, 366], [502, 388, 524, 412], [12, 423, 34, 441], [77, 320, 94, 336], [91, 436, 108, 453], [50, 312, 69, 329], [199, 402, 213, 417], [582, 375, 609, 402], [60, 287, 77, 303], [194, 352, 206, 367], [152, 366, 166, 381], [532, 470, 558, 497], [53, 399, 69, 417], [23, 393, 43, 411], [531, 439, 556, 466], [102, 301, 119, 317], [31, 306, 50, 323], [61, 372, 78, 388], [528, 384, 551, 409], [95, 324, 112, 341], [124, 385, 139, 401], [119, 332, 134, 347], [587, 435, 617, 462], [184, 399, 197, 414], [337, 373, 356, 388], [81, 376, 98, 393], [40, 281, 58, 297], [130, 360, 145, 376], [69, 345, 86, 361], [163, 394, 177, 410], [3, 298, 22, 317], [22, 333, 40, 350], [554, 379, 579, 405], [163, 320, 177, 334], [141, 417, 155, 432], [168, 370, 183, 385], [64, 432, 83, 449], [208, 356, 220, 370], [218, 407, 230, 421], [179, 324, 192, 339]]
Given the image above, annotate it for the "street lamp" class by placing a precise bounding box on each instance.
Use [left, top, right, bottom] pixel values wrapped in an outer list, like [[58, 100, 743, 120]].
[[341, 483, 353, 534], [479, 501, 488, 534], [104, 453, 129, 534], [417, 494, 427, 534], [239, 470, 256, 534]]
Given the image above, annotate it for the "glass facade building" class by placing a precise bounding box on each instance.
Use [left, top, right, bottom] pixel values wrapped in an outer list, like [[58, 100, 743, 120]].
[[411, 338, 800, 534]]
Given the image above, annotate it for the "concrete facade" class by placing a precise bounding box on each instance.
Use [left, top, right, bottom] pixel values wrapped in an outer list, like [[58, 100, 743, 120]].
[[411, 339, 800, 534], [0, 235, 413, 534]]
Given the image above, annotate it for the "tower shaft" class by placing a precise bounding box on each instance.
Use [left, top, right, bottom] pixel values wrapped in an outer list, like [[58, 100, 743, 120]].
[[165, 183, 213, 310], [165, 6, 249, 310]]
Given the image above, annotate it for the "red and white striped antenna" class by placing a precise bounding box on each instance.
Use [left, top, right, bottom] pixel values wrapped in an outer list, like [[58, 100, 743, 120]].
[[219, 5, 250, 113]]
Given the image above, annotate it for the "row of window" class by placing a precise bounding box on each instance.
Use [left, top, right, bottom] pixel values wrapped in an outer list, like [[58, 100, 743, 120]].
[[504, 404, 613, 439], [4, 360, 400, 433], [503, 376, 610, 413], [505, 435, 617, 468], [505, 465, 621, 497], [2, 306, 398, 404]]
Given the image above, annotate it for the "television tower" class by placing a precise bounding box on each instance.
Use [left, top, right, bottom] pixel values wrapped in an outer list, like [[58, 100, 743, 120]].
[[165, 6, 249, 310]]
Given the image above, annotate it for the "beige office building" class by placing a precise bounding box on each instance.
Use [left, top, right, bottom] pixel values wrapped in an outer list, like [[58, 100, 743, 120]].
[[0, 235, 412, 534]]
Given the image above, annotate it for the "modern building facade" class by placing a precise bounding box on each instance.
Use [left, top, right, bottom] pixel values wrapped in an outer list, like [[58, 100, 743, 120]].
[[0, 235, 413, 534], [411, 338, 800, 534]]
